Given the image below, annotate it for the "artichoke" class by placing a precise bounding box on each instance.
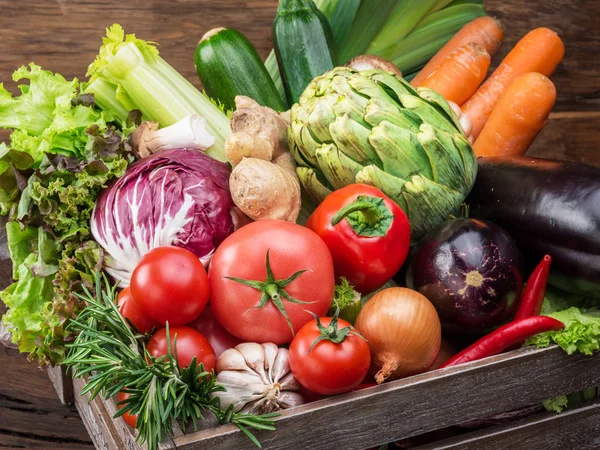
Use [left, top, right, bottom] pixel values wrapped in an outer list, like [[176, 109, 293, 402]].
[[289, 67, 477, 240]]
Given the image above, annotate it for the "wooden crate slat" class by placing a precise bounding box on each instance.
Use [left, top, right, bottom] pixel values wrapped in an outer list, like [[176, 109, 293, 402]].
[[174, 346, 600, 450], [413, 398, 600, 450], [47, 365, 75, 405]]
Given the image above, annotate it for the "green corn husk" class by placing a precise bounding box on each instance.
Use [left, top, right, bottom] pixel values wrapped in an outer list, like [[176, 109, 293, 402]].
[[367, 0, 439, 55]]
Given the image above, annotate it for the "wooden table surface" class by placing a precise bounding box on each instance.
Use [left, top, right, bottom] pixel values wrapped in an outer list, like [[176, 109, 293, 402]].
[[0, 1, 598, 449]]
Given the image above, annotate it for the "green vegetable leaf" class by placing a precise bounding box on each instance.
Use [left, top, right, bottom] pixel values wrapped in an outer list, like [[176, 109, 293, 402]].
[[526, 307, 600, 355], [5, 221, 37, 279], [543, 395, 568, 413]]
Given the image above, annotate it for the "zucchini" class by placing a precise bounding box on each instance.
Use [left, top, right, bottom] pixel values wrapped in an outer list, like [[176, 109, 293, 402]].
[[273, 0, 336, 105], [195, 27, 286, 112]]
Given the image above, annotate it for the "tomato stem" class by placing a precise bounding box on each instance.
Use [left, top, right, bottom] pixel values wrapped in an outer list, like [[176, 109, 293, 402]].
[[225, 250, 315, 335], [306, 306, 366, 353]]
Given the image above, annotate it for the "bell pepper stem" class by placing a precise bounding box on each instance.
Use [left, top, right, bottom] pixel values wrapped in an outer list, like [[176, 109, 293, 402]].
[[331, 200, 381, 226]]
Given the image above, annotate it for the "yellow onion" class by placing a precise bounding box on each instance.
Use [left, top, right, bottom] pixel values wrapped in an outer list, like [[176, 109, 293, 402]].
[[355, 287, 441, 383]]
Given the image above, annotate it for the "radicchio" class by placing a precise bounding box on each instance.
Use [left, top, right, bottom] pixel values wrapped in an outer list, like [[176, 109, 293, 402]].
[[91, 148, 236, 286]]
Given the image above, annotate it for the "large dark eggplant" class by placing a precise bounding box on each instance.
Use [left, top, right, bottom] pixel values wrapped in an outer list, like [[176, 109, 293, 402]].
[[406, 218, 524, 333], [467, 157, 600, 298]]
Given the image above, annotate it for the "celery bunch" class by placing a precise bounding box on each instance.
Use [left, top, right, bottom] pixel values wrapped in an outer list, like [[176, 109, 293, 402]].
[[85, 25, 231, 162], [265, 0, 485, 92]]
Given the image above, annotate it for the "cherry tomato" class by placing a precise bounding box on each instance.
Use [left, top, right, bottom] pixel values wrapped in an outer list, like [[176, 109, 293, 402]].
[[187, 306, 242, 357], [289, 316, 371, 395], [130, 246, 209, 325], [116, 391, 137, 428], [118, 288, 159, 334], [209, 220, 335, 344], [146, 326, 216, 372], [306, 184, 411, 294]]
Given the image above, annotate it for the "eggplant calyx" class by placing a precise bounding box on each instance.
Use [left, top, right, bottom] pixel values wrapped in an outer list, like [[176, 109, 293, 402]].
[[331, 195, 394, 237], [225, 249, 314, 335], [305, 307, 365, 354]]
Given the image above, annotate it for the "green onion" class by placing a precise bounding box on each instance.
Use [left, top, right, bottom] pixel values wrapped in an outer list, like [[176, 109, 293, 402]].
[[374, 3, 486, 72], [367, 0, 439, 55], [337, 0, 400, 64]]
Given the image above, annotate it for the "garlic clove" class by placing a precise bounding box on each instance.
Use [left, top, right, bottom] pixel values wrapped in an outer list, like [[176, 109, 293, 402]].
[[216, 370, 266, 393], [271, 347, 291, 382], [262, 343, 279, 382], [217, 348, 251, 373], [275, 391, 306, 409], [278, 371, 302, 391], [236, 342, 268, 382]]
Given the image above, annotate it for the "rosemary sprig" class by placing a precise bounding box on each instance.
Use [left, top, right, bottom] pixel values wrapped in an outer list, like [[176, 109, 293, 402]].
[[63, 274, 277, 450]]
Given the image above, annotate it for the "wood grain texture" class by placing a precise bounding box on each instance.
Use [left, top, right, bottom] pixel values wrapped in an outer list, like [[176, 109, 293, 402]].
[[0, 1, 598, 449], [413, 398, 600, 450], [175, 346, 600, 450]]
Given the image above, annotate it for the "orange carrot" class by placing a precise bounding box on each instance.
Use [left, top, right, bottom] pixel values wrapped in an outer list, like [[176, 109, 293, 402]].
[[412, 16, 503, 86], [416, 43, 491, 105], [463, 28, 564, 139], [474, 72, 556, 158]]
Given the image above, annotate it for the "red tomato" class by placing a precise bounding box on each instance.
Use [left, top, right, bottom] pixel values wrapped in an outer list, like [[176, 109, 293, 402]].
[[146, 326, 216, 372], [306, 184, 411, 294], [130, 246, 209, 325], [116, 391, 137, 428], [118, 288, 159, 334], [289, 316, 371, 395], [187, 305, 242, 357], [209, 220, 335, 344]]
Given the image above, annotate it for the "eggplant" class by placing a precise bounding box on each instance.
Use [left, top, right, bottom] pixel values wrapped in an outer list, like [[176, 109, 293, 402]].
[[467, 157, 600, 298], [406, 218, 524, 333]]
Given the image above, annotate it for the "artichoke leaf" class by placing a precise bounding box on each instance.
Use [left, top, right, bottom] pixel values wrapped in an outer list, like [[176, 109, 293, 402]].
[[330, 114, 381, 166], [400, 94, 457, 134], [403, 174, 465, 239], [329, 75, 371, 127], [369, 121, 433, 180], [417, 87, 464, 135], [453, 133, 478, 189], [307, 97, 337, 143], [364, 97, 421, 132], [418, 124, 468, 192], [315, 143, 364, 190], [355, 164, 408, 212], [296, 166, 333, 204], [290, 120, 321, 167], [369, 71, 420, 99]]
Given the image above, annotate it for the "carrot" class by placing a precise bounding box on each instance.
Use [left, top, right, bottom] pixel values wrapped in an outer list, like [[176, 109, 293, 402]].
[[473, 72, 556, 158], [412, 16, 503, 86], [416, 43, 491, 105], [463, 28, 564, 139]]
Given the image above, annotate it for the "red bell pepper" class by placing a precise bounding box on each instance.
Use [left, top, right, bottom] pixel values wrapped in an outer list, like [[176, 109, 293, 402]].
[[513, 255, 552, 320], [306, 184, 411, 294], [440, 316, 564, 368]]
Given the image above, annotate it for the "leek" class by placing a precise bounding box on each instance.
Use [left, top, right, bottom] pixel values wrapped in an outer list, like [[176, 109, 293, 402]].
[[86, 24, 230, 162], [367, 0, 439, 54]]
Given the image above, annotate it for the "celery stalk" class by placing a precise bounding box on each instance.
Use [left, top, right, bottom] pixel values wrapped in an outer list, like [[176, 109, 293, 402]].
[[374, 4, 485, 68], [85, 78, 131, 125], [367, 0, 439, 55], [87, 26, 230, 162], [338, 0, 400, 64]]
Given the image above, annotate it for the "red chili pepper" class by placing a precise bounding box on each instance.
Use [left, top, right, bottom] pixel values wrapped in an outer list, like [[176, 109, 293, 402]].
[[440, 316, 564, 368], [513, 255, 552, 321], [306, 184, 411, 294]]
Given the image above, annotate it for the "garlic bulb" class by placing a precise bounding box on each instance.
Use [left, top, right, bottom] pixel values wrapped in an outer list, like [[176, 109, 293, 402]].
[[212, 342, 305, 414]]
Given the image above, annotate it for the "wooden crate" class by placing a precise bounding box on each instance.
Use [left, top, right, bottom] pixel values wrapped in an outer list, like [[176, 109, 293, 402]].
[[48, 345, 600, 449]]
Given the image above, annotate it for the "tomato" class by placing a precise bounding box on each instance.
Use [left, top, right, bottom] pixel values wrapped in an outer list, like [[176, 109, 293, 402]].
[[116, 391, 137, 428], [187, 305, 242, 357], [289, 316, 370, 395], [306, 184, 411, 294], [146, 326, 216, 371], [130, 246, 209, 325], [118, 288, 159, 334], [209, 220, 335, 344]]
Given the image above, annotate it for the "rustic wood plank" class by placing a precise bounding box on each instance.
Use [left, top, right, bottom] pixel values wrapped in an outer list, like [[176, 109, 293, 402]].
[[48, 365, 75, 405], [413, 398, 600, 450], [174, 346, 600, 450]]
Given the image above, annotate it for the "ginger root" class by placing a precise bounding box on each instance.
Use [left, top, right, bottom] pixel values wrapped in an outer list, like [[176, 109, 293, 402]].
[[226, 96, 301, 223]]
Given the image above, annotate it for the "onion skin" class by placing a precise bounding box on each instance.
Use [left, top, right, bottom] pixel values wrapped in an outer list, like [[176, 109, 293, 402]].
[[355, 288, 441, 383]]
